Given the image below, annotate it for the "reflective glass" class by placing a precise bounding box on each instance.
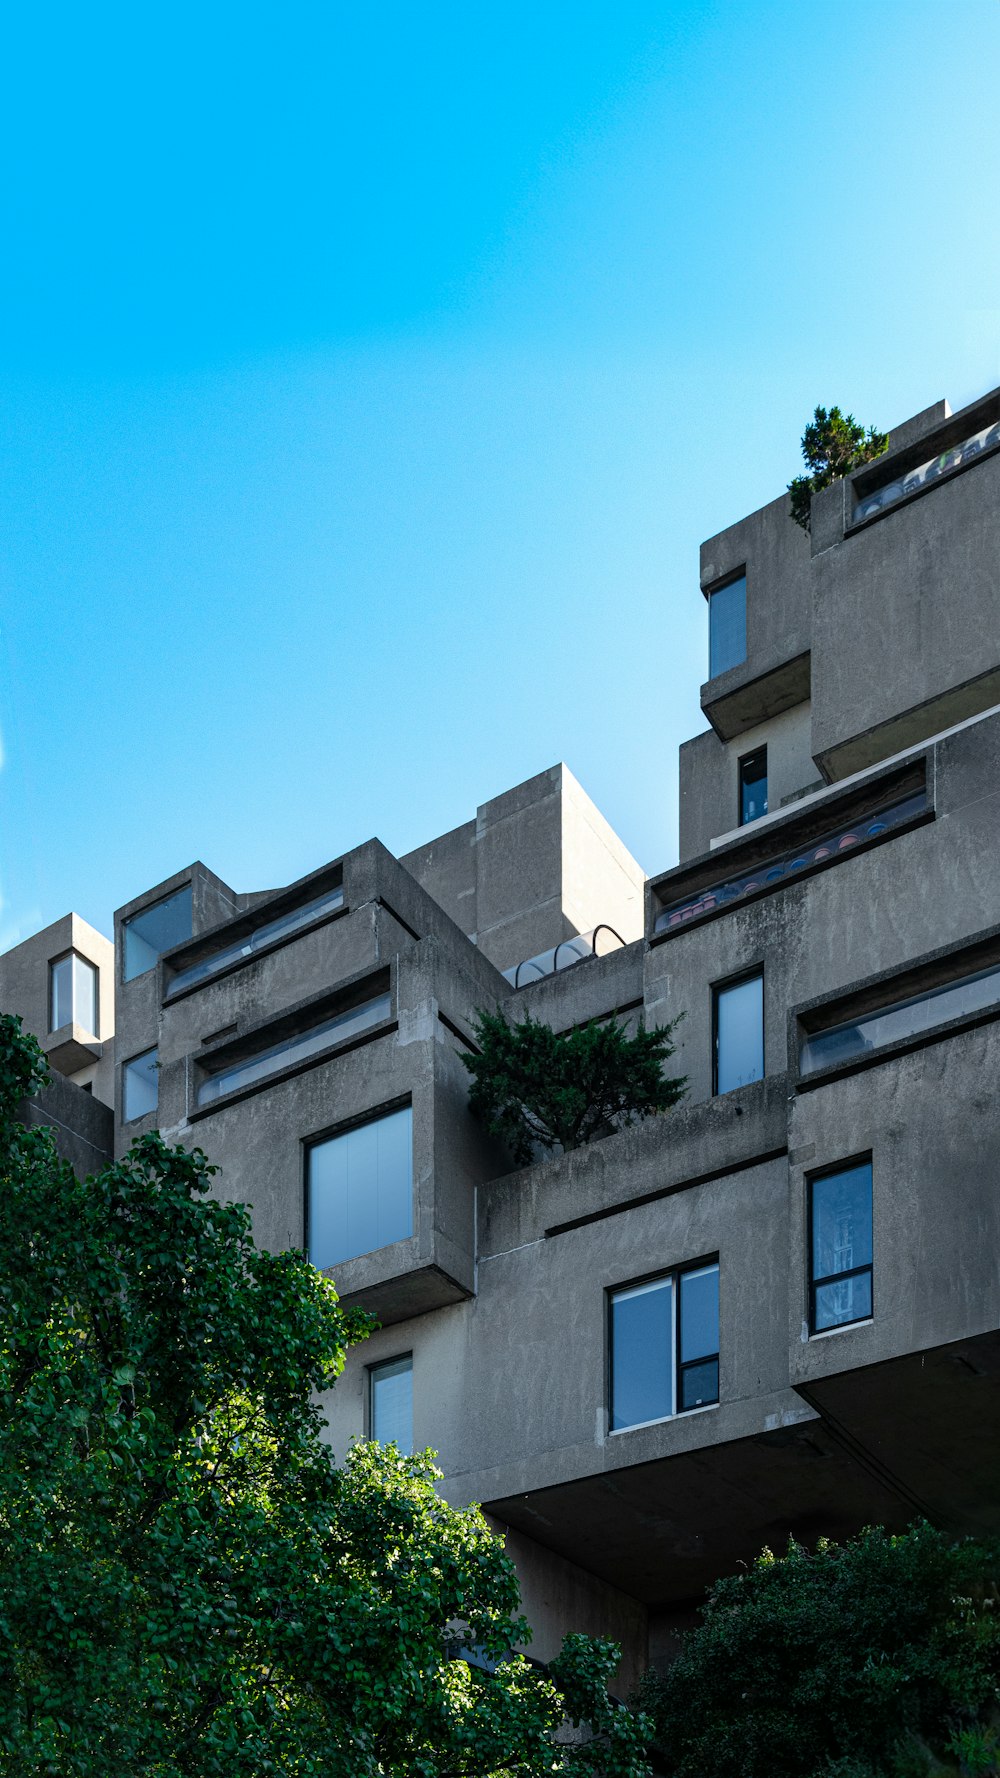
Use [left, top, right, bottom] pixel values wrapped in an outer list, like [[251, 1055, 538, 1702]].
[[168, 885, 344, 995], [308, 1103, 412, 1269], [197, 992, 389, 1107], [680, 1264, 719, 1363], [371, 1356, 413, 1453], [801, 961, 1000, 1075], [708, 576, 747, 679], [123, 1047, 159, 1121], [811, 1162, 873, 1331], [814, 1273, 872, 1333], [124, 887, 193, 981], [49, 955, 73, 1030], [610, 1278, 672, 1430], [739, 749, 768, 827], [715, 975, 764, 1094], [679, 1357, 719, 1412]]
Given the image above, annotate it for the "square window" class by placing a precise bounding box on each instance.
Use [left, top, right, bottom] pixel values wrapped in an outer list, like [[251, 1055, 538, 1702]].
[[708, 574, 747, 679], [49, 952, 97, 1035], [809, 1160, 873, 1333], [123, 887, 193, 982], [307, 1104, 412, 1270], [370, 1355, 413, 1453], [714, 973, 764, 1095], [123, 1047, 158, 1122], [610, 1262, 719, 1430], [739, 747, 768, 827]]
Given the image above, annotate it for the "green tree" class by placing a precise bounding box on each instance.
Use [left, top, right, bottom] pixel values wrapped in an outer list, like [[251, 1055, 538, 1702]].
[[461, 1008, 686, 1166], [789, 405, 889, 531], [636, 1523, 1000, 1778], [0, 1012, 651, 1778]]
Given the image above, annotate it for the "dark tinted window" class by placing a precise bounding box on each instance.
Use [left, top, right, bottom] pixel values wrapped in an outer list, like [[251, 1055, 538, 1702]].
[[739, 747, 768, 826], [810, 1161, 873, 1332], [708, 575, 746, 678]]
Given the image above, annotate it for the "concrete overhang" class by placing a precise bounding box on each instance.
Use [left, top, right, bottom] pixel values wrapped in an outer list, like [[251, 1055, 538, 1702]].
[[43, 1024, 102, 1075], [700, 651, 811, 743]]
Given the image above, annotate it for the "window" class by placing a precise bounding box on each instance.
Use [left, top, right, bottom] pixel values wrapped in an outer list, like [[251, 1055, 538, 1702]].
[[809, 1160, 873, 1333], [307, 1103, 412, 1270], [123, 1047, 158, 1121], [714, 973, 764, 1094], [800, 958, 1000, 1076], [197, 990, 390, 1107], [123, 886, 193, 982], [370, 1355, 413, 1453], [167, 882, 344, 996], [738, 747, 768, 827], [708, 573, 747, 679], [610, 1262, 719, 1431], [49, 952, 97, 1035]]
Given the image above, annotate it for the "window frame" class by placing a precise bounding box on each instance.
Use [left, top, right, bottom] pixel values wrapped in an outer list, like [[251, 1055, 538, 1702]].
[[807, 1156, 874, 1336], [608, 1256, 720, 1434], [48, 949, 98, 1036], [738, 746, 768, 829], [707, 569, 748, 680], [303, 1096, 414, 1272], [712, 967, 765, 1096], [368, 1352, 414, 1453]]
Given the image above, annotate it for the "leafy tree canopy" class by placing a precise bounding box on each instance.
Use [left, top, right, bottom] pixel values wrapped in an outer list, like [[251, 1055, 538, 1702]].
[[636, 1522, 1000, 1778], [461, 1008, 686, 1166], [0, 1012, 651, 1778], [789, 405, 888, 531]]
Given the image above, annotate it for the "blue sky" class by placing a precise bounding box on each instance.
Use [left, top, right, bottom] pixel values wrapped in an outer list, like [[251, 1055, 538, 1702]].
[[2, 0, 999, 945]]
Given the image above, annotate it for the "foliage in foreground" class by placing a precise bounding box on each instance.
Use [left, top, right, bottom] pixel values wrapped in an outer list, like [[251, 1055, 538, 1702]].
[[636, 1523, 1000, 1778], [0, 1012, 651, 1777], [462, 1007, 686, 1166], [788, 404, 889, 530]]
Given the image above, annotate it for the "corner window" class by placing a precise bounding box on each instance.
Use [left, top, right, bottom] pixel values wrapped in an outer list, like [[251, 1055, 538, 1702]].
[[610, 1262, 719, 1431], [307, 1104, 412, 1270], [123, 1046, 159, 1121], [370, 1355, 413, 1453], [738, 747, 768, 827], [714, 972, 764, 1094], [123, 887, 193, 982], [708, 573, 747, 679], [809, 1160, 873, 1333], [49, 952, 97, 1035]]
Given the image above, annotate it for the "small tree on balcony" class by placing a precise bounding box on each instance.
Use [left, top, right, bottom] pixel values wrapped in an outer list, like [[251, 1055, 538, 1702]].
[[462, 1008, 686, 1165], [789, 405, 888, 531]]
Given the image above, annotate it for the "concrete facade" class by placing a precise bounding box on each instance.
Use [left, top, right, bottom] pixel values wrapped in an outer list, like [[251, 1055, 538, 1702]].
[[3, 383, 1000, 1684]]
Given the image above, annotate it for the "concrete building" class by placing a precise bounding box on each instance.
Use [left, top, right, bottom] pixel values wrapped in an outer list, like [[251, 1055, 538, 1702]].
[[4, 383, 1000, 1687]]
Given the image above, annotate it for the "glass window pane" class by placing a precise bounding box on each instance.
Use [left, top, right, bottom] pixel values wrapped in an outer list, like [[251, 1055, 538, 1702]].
[[168, 884, 344, 996], [811, 1162, 873, 1282], [709, 576, 747, 678], [197, 992, 390, 1106], [680, 1358, 719, 1412], [814, 1271, 872, 1333], [739, 749, 768, 827], [49, 956, 72, 1030], [371, 1356, 413, 1453], [124, 887, 193, 981], [123, 1047, 159, 1121], [72, 955, 97, 1035], [716, 974, 764, 1094], [308, 1104, 412, 1269], [611, 1278, 672, 1430], [680, 1264, 719, 1364], [801, 960, 1000, 1076]]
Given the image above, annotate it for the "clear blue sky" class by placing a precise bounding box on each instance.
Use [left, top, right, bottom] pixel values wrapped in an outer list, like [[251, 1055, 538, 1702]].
[[2, 1, 999, 946]]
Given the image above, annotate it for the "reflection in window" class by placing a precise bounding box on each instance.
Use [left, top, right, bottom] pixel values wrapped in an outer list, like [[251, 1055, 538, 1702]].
[[307, 1103, 412, 1270], [610, 1263, 719, 1431], [197, 991, 390, 1108], [810, 1161, 873, 1332], [801, 960, 1000, 1076], [708, 574, 747, 679], [49, 953, 97, 1035], [124, 887, 193, 981], [370, 1355, 413, 1453], [714, 974, 764, 1094], [739, 747, 768, 827], [167, 884, 344, 996], [123, 1047, 159, 1121]]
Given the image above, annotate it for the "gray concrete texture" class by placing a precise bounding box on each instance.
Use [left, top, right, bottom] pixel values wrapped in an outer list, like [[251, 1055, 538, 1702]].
[[0, 912, 115, 1105]]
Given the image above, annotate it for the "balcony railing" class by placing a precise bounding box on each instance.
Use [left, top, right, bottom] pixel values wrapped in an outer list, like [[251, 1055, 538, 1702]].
[[853, 418, 1000, 526], [501, 924, 626, 989]]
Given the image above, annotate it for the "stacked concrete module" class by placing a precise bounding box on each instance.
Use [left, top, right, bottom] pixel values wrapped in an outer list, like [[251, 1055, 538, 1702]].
[[4, 382, 1000, 1686]]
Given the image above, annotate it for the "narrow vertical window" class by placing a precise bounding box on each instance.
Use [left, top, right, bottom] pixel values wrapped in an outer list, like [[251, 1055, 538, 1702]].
[[49, 953, 97, 1034], [307, 1104, 412, 1269], [714, 973, 764, 1094], [123, 1047, 159, 1121], [708, 573, 747, 679], [738, 747, 768, 827], [810, 1161, 873, 1332], [370, 1355, 413, 1453], [678, 1264, 720, 1410]]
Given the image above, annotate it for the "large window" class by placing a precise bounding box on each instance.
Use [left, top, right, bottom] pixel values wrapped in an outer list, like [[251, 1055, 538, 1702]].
[[708, 573, 747, 679], [714, 972, 764, 1094], [801, 959, 1000, 1077], [739, 747, 768, 827], [307, 1103, 412, 1270], [49, 952, 97, 1035], [610, 1262, 719, 1431], [197, 990, 390, 1107], [124, 887, 193, 982], [123, 1047, 159, 1121], [167, 883, 344, 997], [370, 1355, 413, 1453], [809, 1160, 873, 1333]]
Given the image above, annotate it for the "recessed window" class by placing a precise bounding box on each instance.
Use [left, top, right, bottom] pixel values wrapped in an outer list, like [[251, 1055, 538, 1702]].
[[714, 972, 764, 1094], [49, 952, 97, 1035], [738, 747, 768, 827], [800, 958, 1000, 1077], [123, 1047, 159, 1121], [167, 882, 344, 997], [196, 990, 390, 1107], [370, 1355, 413, 1453], [123, 887, 193, 982], [307, 1103, 412, 1270], [708, 573, 747, 679], [809, 1160, 873, 1333], [610, 1262, 719, 1431]]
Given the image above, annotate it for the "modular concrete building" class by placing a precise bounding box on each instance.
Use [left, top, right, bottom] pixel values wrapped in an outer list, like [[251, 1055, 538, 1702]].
[[4, 384, 1000, 1687]]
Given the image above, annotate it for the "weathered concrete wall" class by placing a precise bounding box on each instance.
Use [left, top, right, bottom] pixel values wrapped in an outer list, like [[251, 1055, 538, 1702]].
[[18, 1070, 113, 1177], [678, 699, 817, 861], [0, 912, 115, 1105]]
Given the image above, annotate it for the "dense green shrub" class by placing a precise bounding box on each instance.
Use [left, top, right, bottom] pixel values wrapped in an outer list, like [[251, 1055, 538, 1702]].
[[789, 405, 888, 531]]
